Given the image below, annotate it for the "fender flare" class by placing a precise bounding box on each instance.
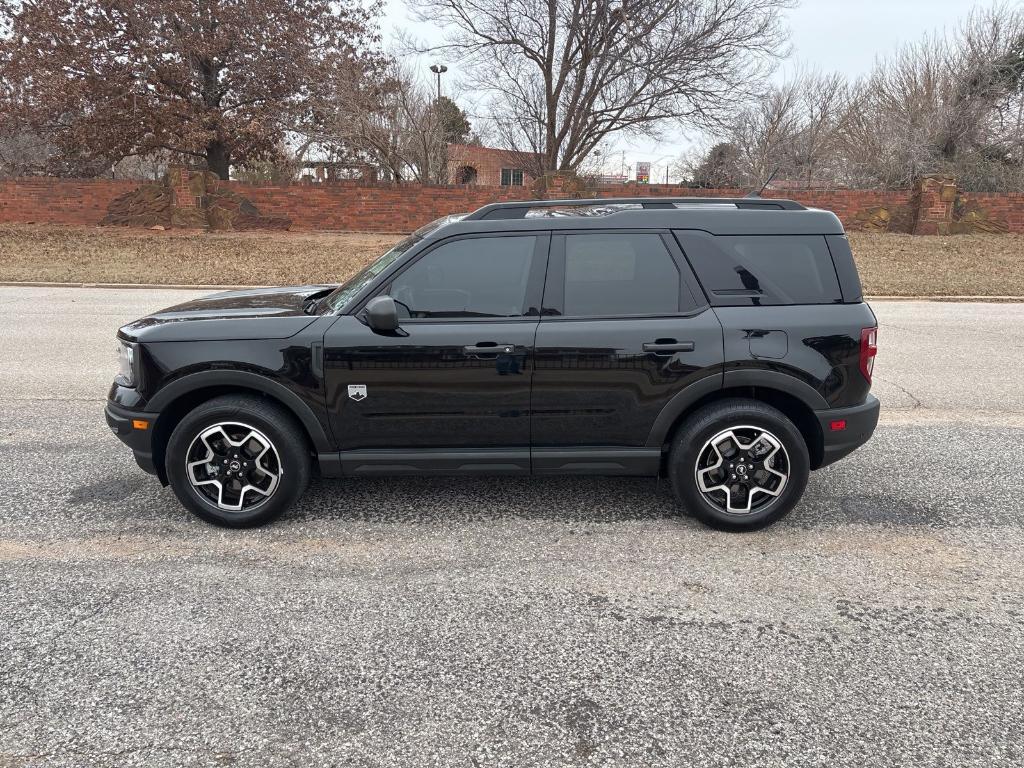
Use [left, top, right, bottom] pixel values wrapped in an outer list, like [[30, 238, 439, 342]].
[[644, 373, 722, 447], [723, 369, 830, 410], [644, 369, 829, 447], [145, 370, 333, 452]]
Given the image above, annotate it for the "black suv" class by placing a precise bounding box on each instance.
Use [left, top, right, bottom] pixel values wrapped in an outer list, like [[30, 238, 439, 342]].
[[106, 198, 880, 530]]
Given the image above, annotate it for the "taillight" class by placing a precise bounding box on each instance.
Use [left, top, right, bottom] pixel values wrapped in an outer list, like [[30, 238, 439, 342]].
[[860, 327, 878, 383]]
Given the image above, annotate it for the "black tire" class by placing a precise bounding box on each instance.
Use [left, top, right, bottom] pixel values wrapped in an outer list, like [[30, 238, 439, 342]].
[[165, 394, 311, 528], [668, 398, 809, 532]]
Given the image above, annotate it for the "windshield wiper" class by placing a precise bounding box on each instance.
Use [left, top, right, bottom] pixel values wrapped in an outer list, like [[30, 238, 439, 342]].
[[302, 294, 326, 315]]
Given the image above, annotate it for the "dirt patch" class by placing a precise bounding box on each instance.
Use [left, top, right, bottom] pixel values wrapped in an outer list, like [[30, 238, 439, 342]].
[[1, 224, 1021, 296]]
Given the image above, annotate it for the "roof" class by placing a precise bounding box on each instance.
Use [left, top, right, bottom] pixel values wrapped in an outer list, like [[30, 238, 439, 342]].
[[447, 144, 542, 162], [422, 198, 844, 239]]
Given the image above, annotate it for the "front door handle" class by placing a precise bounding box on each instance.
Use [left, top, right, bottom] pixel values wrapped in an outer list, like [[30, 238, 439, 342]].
[[643, 341, 695, 354], [464, 342, 515, 356]]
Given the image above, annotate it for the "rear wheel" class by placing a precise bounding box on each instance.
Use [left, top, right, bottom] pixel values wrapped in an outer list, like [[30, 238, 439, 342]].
[[165, 394, 311, 527], [669, 399, 809, 531]]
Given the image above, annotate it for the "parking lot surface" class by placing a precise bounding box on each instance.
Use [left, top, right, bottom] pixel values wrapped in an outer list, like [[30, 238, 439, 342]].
[[1, 287, 1022, 767]]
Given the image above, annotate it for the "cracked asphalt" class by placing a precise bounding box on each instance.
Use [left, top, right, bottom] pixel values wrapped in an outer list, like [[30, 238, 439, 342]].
[[1, 287, 1023, 767]]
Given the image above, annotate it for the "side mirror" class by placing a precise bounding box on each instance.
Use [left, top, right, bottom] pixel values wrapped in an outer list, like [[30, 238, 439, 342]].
[[365, 295, 400, 332]]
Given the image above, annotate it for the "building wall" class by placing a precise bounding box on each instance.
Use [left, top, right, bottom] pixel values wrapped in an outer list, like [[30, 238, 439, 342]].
[[447, 145, 538, 188]]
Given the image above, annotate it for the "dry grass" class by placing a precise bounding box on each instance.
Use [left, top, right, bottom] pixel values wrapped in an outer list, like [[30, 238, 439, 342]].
[[848, 232, 1024, 296], [0, 224, 401, 286], [1, 224, 1021, 296]]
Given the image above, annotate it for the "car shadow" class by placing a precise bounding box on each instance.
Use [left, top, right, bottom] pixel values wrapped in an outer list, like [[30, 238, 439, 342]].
[[291, 474, 685, 525]]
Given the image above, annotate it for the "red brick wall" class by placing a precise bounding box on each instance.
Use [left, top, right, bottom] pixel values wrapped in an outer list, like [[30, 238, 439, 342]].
[[236, 180, 530, 231], [962, 192, 1024, 233], [551, 184, 915, 228], [0, 178, 141, 225], [0, 175, 1017, 233]]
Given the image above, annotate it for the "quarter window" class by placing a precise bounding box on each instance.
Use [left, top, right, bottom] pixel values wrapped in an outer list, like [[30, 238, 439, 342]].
[[559, 233, 682, 317], [675, 231, 841, 305], [389, 236, 538, 318]]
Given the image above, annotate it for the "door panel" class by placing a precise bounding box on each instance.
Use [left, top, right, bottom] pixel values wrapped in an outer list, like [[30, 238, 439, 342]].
[[324, 316, 536, 451], [530, 314, 724, 447], [530, 230, 724, 449], [323, 232, 548, 456]]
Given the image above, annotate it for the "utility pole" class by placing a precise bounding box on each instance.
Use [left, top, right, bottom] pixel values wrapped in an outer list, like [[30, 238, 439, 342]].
[[429, 63, 448, 101]]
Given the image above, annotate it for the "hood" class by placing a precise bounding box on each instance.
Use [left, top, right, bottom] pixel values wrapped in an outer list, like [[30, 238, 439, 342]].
[[119, 284, 337, 342]]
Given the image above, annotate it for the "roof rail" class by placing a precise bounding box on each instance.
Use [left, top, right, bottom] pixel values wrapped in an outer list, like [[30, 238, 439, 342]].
[[464, 197, 806, 220]]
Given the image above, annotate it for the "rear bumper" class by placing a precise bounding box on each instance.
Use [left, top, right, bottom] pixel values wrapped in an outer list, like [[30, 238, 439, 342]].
[[815, 394, 880, 468], [104, 400, 160, 477]]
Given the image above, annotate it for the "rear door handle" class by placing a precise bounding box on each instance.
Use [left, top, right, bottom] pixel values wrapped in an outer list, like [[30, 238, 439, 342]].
[[643, 341, 695, 354], [464, 342, 515, 356]]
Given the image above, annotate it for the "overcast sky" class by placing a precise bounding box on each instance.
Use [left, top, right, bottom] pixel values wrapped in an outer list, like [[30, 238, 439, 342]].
[[382, 0, 981, 179]]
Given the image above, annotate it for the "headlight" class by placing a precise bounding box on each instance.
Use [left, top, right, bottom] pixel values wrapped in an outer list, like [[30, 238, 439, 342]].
[[116, 339, 137, 387]]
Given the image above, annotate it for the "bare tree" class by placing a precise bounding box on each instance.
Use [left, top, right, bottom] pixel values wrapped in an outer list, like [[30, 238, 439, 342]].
[[729, 78, 801, 185], [677, 5, 1024, 192], [674, 142, 742, 188], [311, 63, 471, 182], [679, 70, 848, 189], [788, 71, 847, 186], [840, 4, 1024, 190], [407, 0, 794, 175]]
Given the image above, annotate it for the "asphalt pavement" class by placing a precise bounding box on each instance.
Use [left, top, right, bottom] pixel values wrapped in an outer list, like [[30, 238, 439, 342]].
[[1, 287, 1022, 767]]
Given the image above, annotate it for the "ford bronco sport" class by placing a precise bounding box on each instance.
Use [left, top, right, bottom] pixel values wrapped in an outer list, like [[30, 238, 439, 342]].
[[106, 198, 880, 530]]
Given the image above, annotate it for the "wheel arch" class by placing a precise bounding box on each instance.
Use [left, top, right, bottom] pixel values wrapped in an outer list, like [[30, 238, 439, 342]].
[[649, 374, 826, 471], [145, 371, 330, 484]]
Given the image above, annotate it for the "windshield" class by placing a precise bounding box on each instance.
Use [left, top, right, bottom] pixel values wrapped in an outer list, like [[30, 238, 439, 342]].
[[322, 214, 467, 313], [322, 234, 420, 313]]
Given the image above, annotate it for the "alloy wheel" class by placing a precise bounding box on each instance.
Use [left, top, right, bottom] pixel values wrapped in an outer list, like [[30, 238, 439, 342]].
[[185, 422, 282, 512], [694, 425, 789, 515]]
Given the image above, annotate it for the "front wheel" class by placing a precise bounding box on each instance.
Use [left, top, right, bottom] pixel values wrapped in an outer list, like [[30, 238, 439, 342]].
[[668, 399, 809, 531], [165, 394, 311, 527]]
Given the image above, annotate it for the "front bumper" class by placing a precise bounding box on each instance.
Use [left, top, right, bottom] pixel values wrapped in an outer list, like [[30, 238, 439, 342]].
[[815, 394, 880, 468], [105, 400, 160, 477]]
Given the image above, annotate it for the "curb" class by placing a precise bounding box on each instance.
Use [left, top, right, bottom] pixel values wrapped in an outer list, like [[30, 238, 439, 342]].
[[864, 295, 1024, 302], [2, 281, 1024, 302], [0, 280, 257, 290]]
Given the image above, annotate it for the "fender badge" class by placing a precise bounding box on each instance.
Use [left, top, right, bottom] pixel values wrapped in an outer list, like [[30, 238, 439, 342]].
[[348, 384, 368, 402]]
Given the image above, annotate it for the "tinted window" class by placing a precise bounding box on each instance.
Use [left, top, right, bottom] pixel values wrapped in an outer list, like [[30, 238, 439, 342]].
[[561, 233, 681, 316], [389, 236, 536, 318], [675, 231, 841, 305]]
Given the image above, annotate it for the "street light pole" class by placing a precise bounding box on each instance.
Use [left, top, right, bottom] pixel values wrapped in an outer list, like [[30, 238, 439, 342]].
[[429, 64, 448, 101]]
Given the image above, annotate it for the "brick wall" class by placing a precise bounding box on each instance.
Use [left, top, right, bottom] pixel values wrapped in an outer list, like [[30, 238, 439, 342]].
[[237, 180, 531, 231], [542, 181, 915, 229], [0, 174, 1018, 233], [0, 178, 141, 226], [960, 191, 1024, 233]]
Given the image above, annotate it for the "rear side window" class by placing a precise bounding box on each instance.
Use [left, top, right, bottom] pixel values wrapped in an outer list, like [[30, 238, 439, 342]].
[[674, 231, 841, 305], [557, 233, 682, 316]]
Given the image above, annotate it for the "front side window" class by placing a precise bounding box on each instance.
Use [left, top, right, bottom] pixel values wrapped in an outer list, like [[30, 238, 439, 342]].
[[389, 236, 538, 318], [559, 233, 682, 317], [501, 168, 524, 186]]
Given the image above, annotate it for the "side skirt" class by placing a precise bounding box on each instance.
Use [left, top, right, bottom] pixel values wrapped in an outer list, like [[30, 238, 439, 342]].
[[317, 447, 662, 478], [531, 447, 661, 476]]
